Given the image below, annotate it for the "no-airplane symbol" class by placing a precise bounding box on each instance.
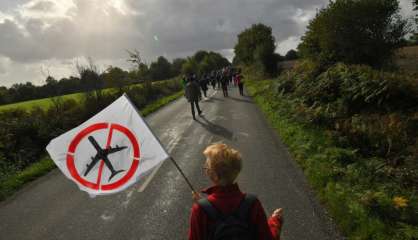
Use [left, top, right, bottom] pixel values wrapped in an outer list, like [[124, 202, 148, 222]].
[[66, 123, 141, 191]]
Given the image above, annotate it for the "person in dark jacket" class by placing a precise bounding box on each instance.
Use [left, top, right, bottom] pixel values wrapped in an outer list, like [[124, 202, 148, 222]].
[[199, 75, 208, 98], [189, 143, 283, 240], [221, 73, 228, 97], [185, 78, 203, 120]]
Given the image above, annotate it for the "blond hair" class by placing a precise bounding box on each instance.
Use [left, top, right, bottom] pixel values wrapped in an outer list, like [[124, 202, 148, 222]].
[[203, 143, 242, 185]]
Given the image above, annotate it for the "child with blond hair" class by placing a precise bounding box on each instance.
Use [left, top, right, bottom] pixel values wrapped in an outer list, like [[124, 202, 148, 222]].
[[188, 143, 283, 240]]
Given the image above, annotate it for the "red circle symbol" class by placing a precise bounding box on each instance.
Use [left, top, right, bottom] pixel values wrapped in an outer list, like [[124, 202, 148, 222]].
[[66, 123, 140, 191]]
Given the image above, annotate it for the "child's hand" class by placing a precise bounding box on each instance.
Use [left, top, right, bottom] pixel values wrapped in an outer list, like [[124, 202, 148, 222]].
[[271, 208, 284, 238], [192, 191, 201, 202], [272, 208, 283, 221]]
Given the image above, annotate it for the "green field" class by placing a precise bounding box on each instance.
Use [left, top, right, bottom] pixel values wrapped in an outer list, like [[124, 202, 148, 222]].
[[0, 80, 176, 112], [0, 92, 85, 111]]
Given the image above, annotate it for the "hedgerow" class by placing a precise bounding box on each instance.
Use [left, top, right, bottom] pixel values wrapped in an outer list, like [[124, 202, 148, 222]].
[[0, 78, 182, 199], [247, 62, 418, 239]]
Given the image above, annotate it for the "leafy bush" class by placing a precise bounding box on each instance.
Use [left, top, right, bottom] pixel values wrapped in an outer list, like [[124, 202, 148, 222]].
[[278, 62, 418, 114], [276, 61, 418, 189]]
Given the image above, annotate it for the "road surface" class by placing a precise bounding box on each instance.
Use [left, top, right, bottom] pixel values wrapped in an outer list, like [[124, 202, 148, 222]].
[[0, 86, 343, 240]]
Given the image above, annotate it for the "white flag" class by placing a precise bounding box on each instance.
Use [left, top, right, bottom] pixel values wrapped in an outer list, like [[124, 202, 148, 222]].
[[46, 94, 169, 196]]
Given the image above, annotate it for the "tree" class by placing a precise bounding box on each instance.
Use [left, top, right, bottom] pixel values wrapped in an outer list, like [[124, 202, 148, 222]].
[[285, 49, 298, 60], [181, 51, 230, 76], [199, 56, 213, 74], [127, 49, 151, 89], [57, 76, 81, 95], [193, 50, 209, 63], [171, 58, 186, 77], [10, 82, 38, 101], [102, 66, 128, 88], [298, 0, 408, 68], [76, 58, 103, 92], [182, 57, 199, 75], [43, 76, 59, 97], [207, 52, 230, 70], [234, 23, 278, 75], [0, 86, 8, 104], [149, 56, 172, 80]]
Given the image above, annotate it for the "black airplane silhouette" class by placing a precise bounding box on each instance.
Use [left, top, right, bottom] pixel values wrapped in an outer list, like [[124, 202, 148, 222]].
[[84, 136, 128, 181]]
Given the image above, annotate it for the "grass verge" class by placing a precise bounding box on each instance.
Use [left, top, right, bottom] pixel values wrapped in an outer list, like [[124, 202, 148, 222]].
[[0, 157, 56, 201], [246, 79, 418, 239], [0, 90, 184, 201]]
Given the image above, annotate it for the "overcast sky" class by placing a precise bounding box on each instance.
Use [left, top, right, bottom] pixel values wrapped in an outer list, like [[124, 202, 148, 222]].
[[0, 0, 415, 87]]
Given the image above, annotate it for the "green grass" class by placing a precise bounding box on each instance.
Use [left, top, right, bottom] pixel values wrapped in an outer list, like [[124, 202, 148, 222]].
[[0, 89, 184, 201], [140, 91, 184, 116], [0, 157, 55, 201], [0, 92, 84, 111], [0, 88, 122, 112], [246, 79, 418, 240]]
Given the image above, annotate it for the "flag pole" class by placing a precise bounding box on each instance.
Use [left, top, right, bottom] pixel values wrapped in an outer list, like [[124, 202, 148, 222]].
[[169, 156, 196, 193], [122, 93, 197, 193]]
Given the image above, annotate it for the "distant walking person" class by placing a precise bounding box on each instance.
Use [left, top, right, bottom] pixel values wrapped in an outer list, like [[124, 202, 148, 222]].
[[185, 78, 203, 120], [200, 76, 208, 98], [182, 75, 188, 88], [221, 73, 229, 97], [236, 73, 244, 96], [217, 71, 222, 90], [211, 77, 216, 90]]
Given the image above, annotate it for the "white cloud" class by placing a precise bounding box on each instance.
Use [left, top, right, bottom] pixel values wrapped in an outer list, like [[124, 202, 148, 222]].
[[104, 0, 142, 16], [219, 49, 234, 62], [0, 10, 14, 23], [292, 8, 316, 23], [276, 36, 301, 55], [18, 0, 76, 20]]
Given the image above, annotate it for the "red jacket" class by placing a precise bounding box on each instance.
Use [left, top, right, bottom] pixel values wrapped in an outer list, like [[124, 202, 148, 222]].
[[235, 75, 242, 85], [188, 184, 281, 240]]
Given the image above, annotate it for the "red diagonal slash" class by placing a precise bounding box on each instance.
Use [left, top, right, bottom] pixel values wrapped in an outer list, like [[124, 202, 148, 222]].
[[96, 125, 115, 188]]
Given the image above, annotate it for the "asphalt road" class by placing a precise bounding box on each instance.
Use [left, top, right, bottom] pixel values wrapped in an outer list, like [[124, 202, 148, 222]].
[[0, 85, 343, 240]]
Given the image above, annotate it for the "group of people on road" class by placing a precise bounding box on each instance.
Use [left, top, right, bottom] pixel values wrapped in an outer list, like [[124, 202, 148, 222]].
[[183, 67, 245, 120], [182, 68, 284, 239]]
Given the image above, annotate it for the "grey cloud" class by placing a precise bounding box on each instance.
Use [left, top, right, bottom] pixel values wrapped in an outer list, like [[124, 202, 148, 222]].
[[0, 0, 414, 85], [124, 0, 328, 58], [0, 60, 7, 74], [0, 0, 343, 64], [0, 20, 47, 62]]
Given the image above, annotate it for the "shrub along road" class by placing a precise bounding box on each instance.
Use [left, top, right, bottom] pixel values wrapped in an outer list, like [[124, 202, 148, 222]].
[[0, 86, 343, 240]]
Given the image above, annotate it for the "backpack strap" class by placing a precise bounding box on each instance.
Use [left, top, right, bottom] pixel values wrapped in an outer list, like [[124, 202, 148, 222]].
[[235, 193, 257, 220], [197, 198, 224, 221]]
